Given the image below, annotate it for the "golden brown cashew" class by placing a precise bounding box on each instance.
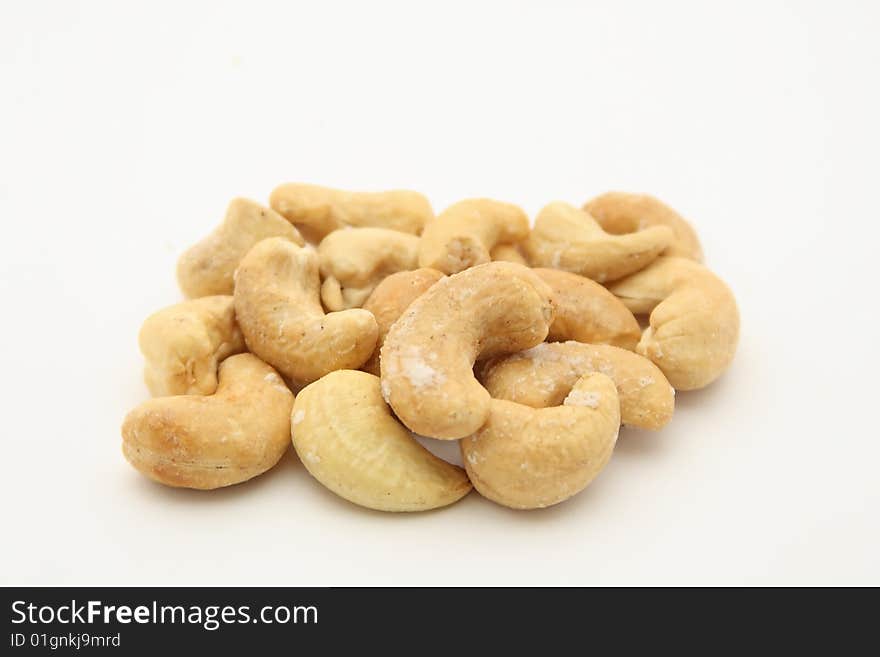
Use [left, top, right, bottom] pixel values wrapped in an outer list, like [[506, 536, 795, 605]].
[[233, 237, 378, 385], [461, 372, 620, 509], [318, 227, 421, 311], [269, 183, 432, 242], [360, 268, 445, 375], [177, 198, 304, 298], [121, 354, 293, 489], [490, 243, 528, 265], [292, 370, 472, 512], [524, 202, 674, 283], [381, 262, 555, 440], [534, 268, 641, 350], [138, 295, 246, 397], [584, 192, 703, 261], [608, 257, 739, 390], [479, 342, 674, 430], [418, 199, 530, 274]]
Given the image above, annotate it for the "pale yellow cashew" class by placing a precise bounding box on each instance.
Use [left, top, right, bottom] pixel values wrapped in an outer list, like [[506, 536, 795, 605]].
[[524, 201, 674, 283], [608, 257, 739, 390], [490, 243, 528, 265], [381, 262, 555, 440], [291, 370, 472, 512], [177, 198, 304, 298], [138, 295, 246, 397], [360, 268, 445, 375], [269, 183, 432, 242], [584, 192, 704, 261], [479, 341, 674, 430], [418, 199, 530, 274], [534, 268, 641, 351], [233, 237, 378, 385], [121, 354, 293, 490], [318, 227, 421, 311], [461, 372, 620, 510]]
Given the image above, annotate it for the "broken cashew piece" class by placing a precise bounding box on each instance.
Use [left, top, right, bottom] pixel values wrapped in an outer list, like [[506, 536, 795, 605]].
[[233, 237, 378, 385], [461, 372, 620, 510], [479, 341, 674, 430], [418, 199, 530, 274], [584, 192, 704, 261], [360, 268, 445, 375], [318, 227, 421, 311], [381, 261, 555, 440], [292, 370, 472, 512], [121, 354, 294, 489], [177, 198, 304, 298], [524, 201, 674, 283], [138, 295, 246, 397], [534, 268, 641, 350], [269, 183, 432, 242], [608, 257, 739, 390], [490, 243, 528, 265]]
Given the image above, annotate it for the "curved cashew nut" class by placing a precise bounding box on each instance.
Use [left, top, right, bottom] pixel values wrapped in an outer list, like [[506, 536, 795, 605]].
[[479, 341, 674, 430], [534, 268, 641, 350], [139, 295, 246, 397], [318, 227, 421, 311], [608, 257, 739, 390], [490, 243, 528, 265], [233, 237, 378, 385], [292, 370, 472, 512], [269, 183, 432, 242], [418, 199, 530, 274], [524, 201, 674, 283], [121, 354, 294, 489], [361, 268, 445, 375], [461, 372, 620, 509], [584, 192, 703, 261], [177, 198, 304, 298], [381, 262, 555, 440]]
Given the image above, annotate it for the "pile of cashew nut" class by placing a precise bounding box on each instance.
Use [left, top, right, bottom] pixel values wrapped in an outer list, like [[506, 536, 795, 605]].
[[122, 186, 739, 511]]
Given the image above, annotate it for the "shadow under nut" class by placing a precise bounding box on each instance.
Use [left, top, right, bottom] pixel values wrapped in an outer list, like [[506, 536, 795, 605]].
[[292, 370, 472, 512], [121, 354, 294, 490], [608, 257, 739, 390], [479, 341, 675, 430], [233, 237, 378, 385], [461, 372, 620, 510], [380, 261, 556, 440]]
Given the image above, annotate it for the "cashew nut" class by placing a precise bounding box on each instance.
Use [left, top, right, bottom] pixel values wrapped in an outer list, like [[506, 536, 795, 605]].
[[490, 243, 528, 265], [318, 227, 421, 311], [291, 370, 472, 512], [381, 261, 555, 440], [233, 237, 378, 385], [533, 268, 641, 350], [138, 295, 246, 397], [524, 201, 674, 283], [121, 354, 293, 489], [418, 199, 530, 274], [607, 257, 739, 390], [269, 183, 432, 242], [584, 192, 703, 261], [479, 341, 674, 430], [461, 372, 620, 509], [361, 268, 445, 375], [177, 198, 304, 298]]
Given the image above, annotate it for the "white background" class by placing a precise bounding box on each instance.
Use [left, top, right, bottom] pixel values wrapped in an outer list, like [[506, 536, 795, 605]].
[[1, 0, 878, 586]]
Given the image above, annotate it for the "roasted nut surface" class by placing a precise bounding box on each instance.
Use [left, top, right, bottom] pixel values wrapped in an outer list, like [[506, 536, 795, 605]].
[[122, 354, 293, 489], [524, 201, 674, 282], [177, 198, 304, 298], [291, 370, 472, 512], [461, 372, 620, 509], [480, 341, 674, 430], [608, 257, 739, 390], [233, 237, 378, 385], [381, 262, 555, 439], [139, 295, 246, 397], [269, 183, 432, 242], [490, 242, 528, 265]]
